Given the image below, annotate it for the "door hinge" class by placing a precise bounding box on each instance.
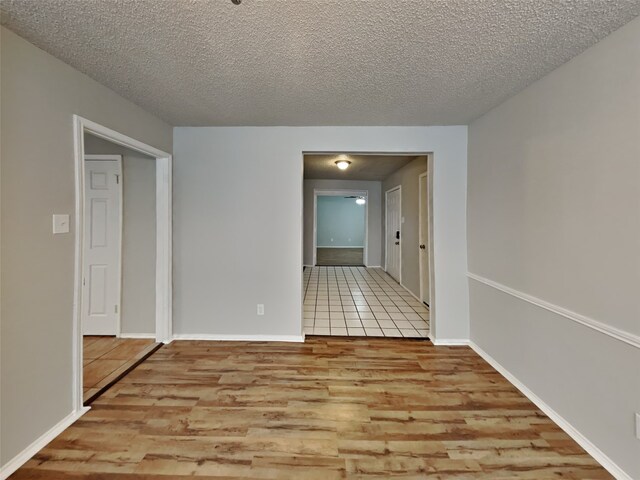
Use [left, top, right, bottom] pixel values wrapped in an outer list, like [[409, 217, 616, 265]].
[[115, 174, 120, 184], [115, 305, 119, 314], [83, 277, 86, 286]]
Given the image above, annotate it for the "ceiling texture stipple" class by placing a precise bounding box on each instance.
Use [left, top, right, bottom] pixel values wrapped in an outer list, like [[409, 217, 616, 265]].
[[2, 0, 638, 126]]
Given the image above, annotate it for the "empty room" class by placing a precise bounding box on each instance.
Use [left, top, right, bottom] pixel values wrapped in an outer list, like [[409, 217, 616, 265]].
[[1, 1, 638, 479]]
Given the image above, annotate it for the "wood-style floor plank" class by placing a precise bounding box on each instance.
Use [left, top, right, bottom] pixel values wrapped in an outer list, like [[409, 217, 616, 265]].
[[82, 337, 158, 402], [316, 248, 364, 266], [11, 337, 612, 479]]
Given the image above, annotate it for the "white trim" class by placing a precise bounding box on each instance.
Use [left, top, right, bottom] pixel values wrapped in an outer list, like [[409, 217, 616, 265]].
[[155, 155, 173, 344], [366, 265, 382, 268], [432, 339, 469, 346], [426, 155, 436, 338], [79, 117, 170, 158], [316, 245, 365, 249], [173, 334, 305, 343], [0, 407, 90, 480], [418, 167, 435, 323], [84, 154, 123, 161], [119, 333, 156, 339], [83, 154, 123, 336], [73, 115, 173, 414], [467, 272, 640, 349], [313, 189, 368, 266], [384, 185, 402, 282], [470, 341, 632, 480], [418, 171, 427, 305]]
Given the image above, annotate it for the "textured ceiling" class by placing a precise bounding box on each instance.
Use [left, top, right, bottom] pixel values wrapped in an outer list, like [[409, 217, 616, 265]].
[[2, 0, 638, 126], [304, 154, 418, 181]]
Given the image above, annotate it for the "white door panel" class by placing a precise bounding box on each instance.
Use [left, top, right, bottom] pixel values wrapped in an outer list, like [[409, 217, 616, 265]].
[[82, 157, 122, 335], [385, 187, 401, 282]]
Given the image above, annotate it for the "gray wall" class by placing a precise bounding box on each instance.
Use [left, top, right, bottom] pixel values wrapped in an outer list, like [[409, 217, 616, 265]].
[[467, 16, 640, 479], [84, 134, 156, 335], [0, 27, 172, 467], [174, 127, 468, 341], [316, 196, 366, 247], [382, 156, 428, 298], [304, 179, 382, 266]]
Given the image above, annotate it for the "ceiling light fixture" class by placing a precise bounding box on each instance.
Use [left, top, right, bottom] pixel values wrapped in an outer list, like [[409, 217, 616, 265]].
[[356, 197, 366, 205], [335, 160, 351, 170]]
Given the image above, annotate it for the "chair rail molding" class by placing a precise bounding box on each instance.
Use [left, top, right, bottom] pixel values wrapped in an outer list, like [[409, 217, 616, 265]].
[[467, 272, 640, 349]]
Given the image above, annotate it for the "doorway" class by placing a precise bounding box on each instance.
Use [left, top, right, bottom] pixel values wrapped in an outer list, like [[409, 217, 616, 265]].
[[80, 136, 162, 404], [72, 116, 172, 410], [385, 186, 401, 282], [302, 153, 433, 339], [313, 190, 368, 266]]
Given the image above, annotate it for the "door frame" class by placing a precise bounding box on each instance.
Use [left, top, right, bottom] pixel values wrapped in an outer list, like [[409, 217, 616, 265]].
[[312, 189, 368, 266], [72, 115, 172, 413], [418, 172, 431, 305], [418, 157, 435, 339], [82, 154, 124, 336], [384, 185, 402, 282]]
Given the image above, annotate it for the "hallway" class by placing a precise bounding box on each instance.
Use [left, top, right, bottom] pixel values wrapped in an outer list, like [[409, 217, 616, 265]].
[[304, 266, 429, 337]]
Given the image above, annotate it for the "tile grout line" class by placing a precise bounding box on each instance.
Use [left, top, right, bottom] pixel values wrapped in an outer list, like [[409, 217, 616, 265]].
[[305, 266, 429, 338]]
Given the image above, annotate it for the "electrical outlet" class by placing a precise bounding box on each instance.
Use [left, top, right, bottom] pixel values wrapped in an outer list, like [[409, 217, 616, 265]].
[[635, 413, 640, 440], [257, 304, 265, 316]]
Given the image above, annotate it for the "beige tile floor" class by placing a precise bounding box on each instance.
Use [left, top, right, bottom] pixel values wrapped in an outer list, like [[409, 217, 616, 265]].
[[304, 266, 429, 337]]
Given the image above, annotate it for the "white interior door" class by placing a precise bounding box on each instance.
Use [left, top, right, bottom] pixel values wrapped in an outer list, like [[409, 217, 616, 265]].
[[82, 156, 122, 335], [385, 187, 401, 281], [419, 173, 430, 304]]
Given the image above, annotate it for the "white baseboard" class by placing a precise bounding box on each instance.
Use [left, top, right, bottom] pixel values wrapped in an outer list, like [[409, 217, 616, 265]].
[[173, 334, 305, 343], [366, 265, 382, 268], [1, 407, 90, 480], [119, 333, 156, 339], [432, 338, 470, 346], [469, 341, 631, 480], [316, 246, 364, 249]]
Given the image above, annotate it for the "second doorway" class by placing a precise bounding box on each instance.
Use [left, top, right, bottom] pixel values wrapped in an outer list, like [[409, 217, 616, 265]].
[[315, 192, 367, 266]]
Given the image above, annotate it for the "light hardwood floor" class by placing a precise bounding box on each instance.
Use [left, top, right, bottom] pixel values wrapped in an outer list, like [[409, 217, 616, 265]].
[[13, 338, 610, 479], [83, 336, 158, 403], [316, 248, 364, 266]]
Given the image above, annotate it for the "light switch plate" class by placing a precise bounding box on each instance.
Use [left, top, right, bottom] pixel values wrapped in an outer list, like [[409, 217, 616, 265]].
[[52, 214, 70, 234]]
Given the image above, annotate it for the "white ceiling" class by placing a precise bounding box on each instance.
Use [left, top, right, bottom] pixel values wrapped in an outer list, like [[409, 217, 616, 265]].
[[1, 1, 638, 126], [304, 154, 420, 181]]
